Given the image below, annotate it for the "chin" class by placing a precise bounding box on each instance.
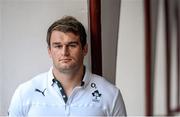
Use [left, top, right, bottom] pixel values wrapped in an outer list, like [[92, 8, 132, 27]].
[[58, 66, 73, 72]]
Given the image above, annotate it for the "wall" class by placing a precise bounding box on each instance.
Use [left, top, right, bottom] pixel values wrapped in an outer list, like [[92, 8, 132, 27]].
[[116, 0, 178, 115], [0, 0, 2, 115], [0, 0, 89, 115], [154, 0, 166, 114], [101, 0, 120, 84], [116, 0, 145, 115]]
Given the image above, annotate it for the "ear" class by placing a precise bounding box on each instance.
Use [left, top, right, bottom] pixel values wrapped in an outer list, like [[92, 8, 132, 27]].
[[48, 47, 52, 58], [83, 44, 88, 56]]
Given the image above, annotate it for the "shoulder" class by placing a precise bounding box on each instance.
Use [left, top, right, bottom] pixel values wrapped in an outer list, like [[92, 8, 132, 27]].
[[15, 72, 48, 97], [8, 72, 49, 116], [89, 74, 126, 116], [89, 73, 120, 98], [90, 74, 119, 91]]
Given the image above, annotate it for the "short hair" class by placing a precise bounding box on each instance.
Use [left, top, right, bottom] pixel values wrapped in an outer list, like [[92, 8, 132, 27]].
[[47, 16, 87, 48]]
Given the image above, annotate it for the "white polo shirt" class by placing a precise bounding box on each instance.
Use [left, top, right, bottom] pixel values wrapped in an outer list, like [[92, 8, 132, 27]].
[[8, 67, 126, 117]]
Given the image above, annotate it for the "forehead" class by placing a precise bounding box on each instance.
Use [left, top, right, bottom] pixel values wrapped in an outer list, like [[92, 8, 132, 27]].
[[50, 30, 80, 43]]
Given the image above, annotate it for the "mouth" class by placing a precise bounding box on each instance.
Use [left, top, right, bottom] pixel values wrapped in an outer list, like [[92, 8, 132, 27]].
[[60, 58, 72, 63]]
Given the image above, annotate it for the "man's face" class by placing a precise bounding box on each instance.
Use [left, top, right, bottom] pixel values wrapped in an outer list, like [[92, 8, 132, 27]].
[[48, 30, 88, 73]]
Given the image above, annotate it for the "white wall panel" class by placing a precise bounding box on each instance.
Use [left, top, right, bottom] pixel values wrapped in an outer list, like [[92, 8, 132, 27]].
[[116, 0, 145, 115], [0, 0, 89, 115], [0, 0, 2, 115], [154, 0, 166, 114]]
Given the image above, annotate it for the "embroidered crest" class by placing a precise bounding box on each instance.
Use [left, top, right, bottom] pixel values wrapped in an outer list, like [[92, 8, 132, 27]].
[[92, 90, 102, 102]]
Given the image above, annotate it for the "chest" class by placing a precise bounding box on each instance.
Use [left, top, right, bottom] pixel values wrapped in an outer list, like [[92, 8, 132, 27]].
[[25, 86, 108, 116]]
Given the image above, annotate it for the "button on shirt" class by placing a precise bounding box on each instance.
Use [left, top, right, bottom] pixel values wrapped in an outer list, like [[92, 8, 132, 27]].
[[8, 67, 126, 116]]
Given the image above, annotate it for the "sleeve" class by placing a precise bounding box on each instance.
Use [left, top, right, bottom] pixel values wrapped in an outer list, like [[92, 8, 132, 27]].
[[8, 86, 25, 117], [111, 90, 127, 116]]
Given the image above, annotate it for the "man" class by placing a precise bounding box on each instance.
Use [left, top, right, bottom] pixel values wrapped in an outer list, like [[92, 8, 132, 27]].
[[8, 16, 126, 116]]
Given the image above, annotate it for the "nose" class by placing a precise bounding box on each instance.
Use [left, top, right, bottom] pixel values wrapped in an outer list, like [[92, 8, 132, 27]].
[[62, 45, 69, 56]]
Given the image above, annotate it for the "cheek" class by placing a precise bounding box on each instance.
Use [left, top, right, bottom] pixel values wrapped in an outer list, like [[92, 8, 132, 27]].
[[49, 50, 59, 59], [70, 51, 81, 59]]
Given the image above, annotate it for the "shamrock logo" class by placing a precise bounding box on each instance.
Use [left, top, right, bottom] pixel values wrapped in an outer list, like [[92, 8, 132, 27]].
[[92, 90, 102, 102]]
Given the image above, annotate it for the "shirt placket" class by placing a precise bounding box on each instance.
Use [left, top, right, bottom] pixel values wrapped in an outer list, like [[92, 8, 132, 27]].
[[53, 79, 71, 116], [53, 78, 84, 116], [53, 79, 68, 103]]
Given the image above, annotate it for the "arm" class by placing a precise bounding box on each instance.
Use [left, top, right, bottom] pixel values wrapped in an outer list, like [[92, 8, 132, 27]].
[[111, 90, 127, 116], [8, 86, 25, 117]]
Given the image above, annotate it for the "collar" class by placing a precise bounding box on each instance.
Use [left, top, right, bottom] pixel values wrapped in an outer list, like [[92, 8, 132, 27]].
[[47, 66, 91, 88], [47, 67, 54, 86], [81, 67, 91, 88]]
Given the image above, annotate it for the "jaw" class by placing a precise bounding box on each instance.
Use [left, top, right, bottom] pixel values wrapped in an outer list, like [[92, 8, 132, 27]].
[[54, 61, 80, 74]]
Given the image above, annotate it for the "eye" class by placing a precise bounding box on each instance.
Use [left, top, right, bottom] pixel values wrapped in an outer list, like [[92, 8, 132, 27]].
[[54, 45, 62, 48], [69, 44, 77, 48]]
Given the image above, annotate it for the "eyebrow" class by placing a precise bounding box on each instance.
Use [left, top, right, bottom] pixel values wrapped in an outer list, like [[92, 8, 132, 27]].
[[52, 41, 79, 45], [68, 41, 79, 45]]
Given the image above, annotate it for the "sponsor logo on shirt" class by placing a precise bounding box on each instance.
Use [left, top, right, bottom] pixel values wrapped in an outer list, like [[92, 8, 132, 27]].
[[35, 88, 46, 96]]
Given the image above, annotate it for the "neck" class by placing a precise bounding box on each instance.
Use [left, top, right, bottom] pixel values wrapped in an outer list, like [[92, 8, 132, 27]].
[[52, 65, 84, 96]]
